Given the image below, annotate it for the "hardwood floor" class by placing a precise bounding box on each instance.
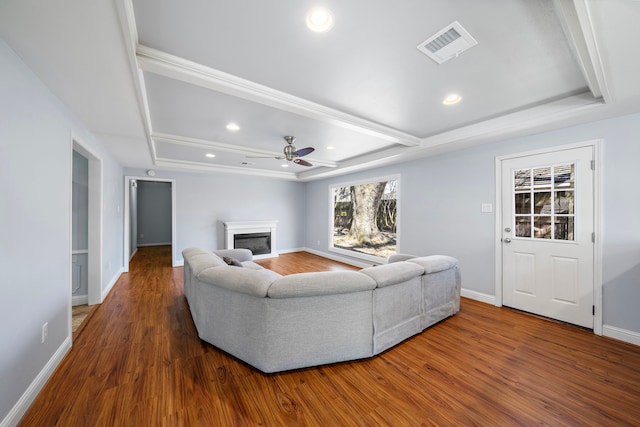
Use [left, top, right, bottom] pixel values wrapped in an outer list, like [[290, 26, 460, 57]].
[[19, 246, 640, 426]]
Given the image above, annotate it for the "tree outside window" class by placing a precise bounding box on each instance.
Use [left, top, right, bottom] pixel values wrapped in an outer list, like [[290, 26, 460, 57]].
[[331, 177, 398, 261]]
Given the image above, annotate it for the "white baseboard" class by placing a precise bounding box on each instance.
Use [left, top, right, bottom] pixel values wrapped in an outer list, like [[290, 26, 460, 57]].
[[102, 267, 124, 301], [603, 325, 640, 347], [72, 295, 88, 306], [137, 242, 172, 247], [1, 337, 72, 427], [129, 247, 138, 261], [461, 288, 497, 305], [174, 259, 184, 267], [278, 247, 305, 255]]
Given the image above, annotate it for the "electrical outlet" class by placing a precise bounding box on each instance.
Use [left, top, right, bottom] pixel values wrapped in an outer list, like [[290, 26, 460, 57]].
[[42, 322, 48, 343], [140, 233, 144, 239], [317, 240, 321, 246]]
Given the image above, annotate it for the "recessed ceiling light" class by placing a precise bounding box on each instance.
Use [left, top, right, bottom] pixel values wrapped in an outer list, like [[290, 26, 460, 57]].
[[226, 122, 240, 131], [205, 153, 216, 158], [326, 145, 336, 150], [306, 7, 333, 32], [442, 94, 462, 105], [281, 163, 289, 168]]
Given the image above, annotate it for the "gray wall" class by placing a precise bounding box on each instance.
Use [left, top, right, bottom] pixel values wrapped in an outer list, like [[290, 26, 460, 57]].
[[124, 168, 307, 263], [0, 38, 124, 422], [305, 113, 640, 335], [137, 180, 172, 246]]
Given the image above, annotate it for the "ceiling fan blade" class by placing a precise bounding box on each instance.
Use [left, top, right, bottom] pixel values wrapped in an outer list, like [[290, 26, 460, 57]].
[[294, 147, 314, 157], [293, 158, 313, 167]]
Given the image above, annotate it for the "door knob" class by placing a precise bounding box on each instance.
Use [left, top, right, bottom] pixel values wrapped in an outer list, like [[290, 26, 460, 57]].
[[503, 238, 512, 243]]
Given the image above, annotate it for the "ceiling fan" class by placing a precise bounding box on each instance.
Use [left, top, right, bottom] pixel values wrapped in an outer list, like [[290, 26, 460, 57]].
[[247, 136, 315, 166]]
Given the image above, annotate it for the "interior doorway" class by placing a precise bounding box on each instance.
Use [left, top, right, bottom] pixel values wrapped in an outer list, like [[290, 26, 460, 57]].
[[495, 141, 602, 334], [71, 136, 103, 307], [123, 175, 177, 272]]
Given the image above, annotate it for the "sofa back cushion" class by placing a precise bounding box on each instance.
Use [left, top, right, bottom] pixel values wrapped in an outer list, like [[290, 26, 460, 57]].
[[407, 255, 458, 274], [268, 271, 376, 298], [360, 261, 424, 288], [197, 266, 281, 297], [186, 252, 227, 276]]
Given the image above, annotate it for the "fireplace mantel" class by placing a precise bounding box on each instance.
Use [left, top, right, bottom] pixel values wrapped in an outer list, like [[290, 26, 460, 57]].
[[223, 220, 278, 259]]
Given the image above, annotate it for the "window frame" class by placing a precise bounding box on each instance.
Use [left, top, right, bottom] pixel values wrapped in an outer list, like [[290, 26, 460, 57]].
[[327, 174, 400, 263]]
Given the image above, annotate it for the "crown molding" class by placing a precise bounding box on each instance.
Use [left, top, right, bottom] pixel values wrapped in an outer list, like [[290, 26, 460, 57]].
[[136, 45, 421, 147], [154, 158, 302, 180], [419, 92, 605, 149], [152, 132, 338, 168]]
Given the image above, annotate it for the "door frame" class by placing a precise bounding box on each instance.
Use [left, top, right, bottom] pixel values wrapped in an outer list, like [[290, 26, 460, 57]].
[[123, 175, 177, 271], [494, 140, 603, 335], [71, 134, 103, 307]]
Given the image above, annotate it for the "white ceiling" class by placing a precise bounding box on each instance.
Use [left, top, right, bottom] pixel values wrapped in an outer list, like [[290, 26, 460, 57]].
[[1, 0, 639, 181]]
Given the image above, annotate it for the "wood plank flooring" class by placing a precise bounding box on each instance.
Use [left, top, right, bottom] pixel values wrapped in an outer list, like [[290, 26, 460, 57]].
[[19, 246, 640, 426]]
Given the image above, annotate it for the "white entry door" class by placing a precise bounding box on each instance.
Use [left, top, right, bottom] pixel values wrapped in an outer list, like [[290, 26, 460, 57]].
[[501, 146, 594, 328]]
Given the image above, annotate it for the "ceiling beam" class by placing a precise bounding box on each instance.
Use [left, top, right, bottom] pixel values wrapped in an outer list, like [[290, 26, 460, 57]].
[[137, 45, 421, 147]]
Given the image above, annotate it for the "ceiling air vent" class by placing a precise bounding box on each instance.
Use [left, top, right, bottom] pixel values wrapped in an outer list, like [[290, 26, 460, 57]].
[[417, 21, 478, 64]]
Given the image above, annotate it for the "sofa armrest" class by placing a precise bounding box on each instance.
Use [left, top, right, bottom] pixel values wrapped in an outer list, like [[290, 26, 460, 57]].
[[212, 248, 254, 262], [360, 262, 424, 288], [268, 271, 376, 298]]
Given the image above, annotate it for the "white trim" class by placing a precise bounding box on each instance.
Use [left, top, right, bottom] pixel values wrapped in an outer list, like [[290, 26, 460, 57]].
[[461, 289, 497, 305], [72, 295, 89, 306], [494, 140, 603, 334], [137, 242, 173, 247], [603, 325, 640, 347], [136, 45, 421, 147], [278, 247, 305, 255], [123, 176, 177, 272], [71, 249, 89, 255], [72, 134, 103, 307], [129, 247, 138, 261], [154, 132, 338, 168], [102, 267, 124, 302], [0, 337, 71, 427]]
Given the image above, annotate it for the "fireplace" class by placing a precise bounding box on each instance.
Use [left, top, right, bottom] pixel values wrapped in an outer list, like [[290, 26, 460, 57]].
[[234, 232, 271, 255], [224, 220, 278, 259]]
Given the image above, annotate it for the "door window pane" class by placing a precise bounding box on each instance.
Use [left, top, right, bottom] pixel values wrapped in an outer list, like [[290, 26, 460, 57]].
[[554, 164, 574, 189], [534, 216, 552, 239], [514, 170, 531, 191], [515, 193, 531, 214], [512, 163, 575, 241], [554, 191, 574, 214], [515, 217, 531, 237], [554, 217, 574, 240], [534, 192, 552, 214], [533, 167, 552, 189]]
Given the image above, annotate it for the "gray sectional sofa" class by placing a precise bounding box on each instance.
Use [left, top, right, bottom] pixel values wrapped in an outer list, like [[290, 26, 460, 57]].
[[182, 248, 460, 373]]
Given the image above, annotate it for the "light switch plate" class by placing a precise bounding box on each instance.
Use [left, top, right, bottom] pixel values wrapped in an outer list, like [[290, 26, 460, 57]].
[[481, 203, 493, 213]]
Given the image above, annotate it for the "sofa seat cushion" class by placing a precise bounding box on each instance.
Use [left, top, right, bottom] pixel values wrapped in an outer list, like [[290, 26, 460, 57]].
[[360, 262, 424, 288], [408, 255, 458, 274], [197, 266, 281, 297], [268, 271, 376, 298]]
